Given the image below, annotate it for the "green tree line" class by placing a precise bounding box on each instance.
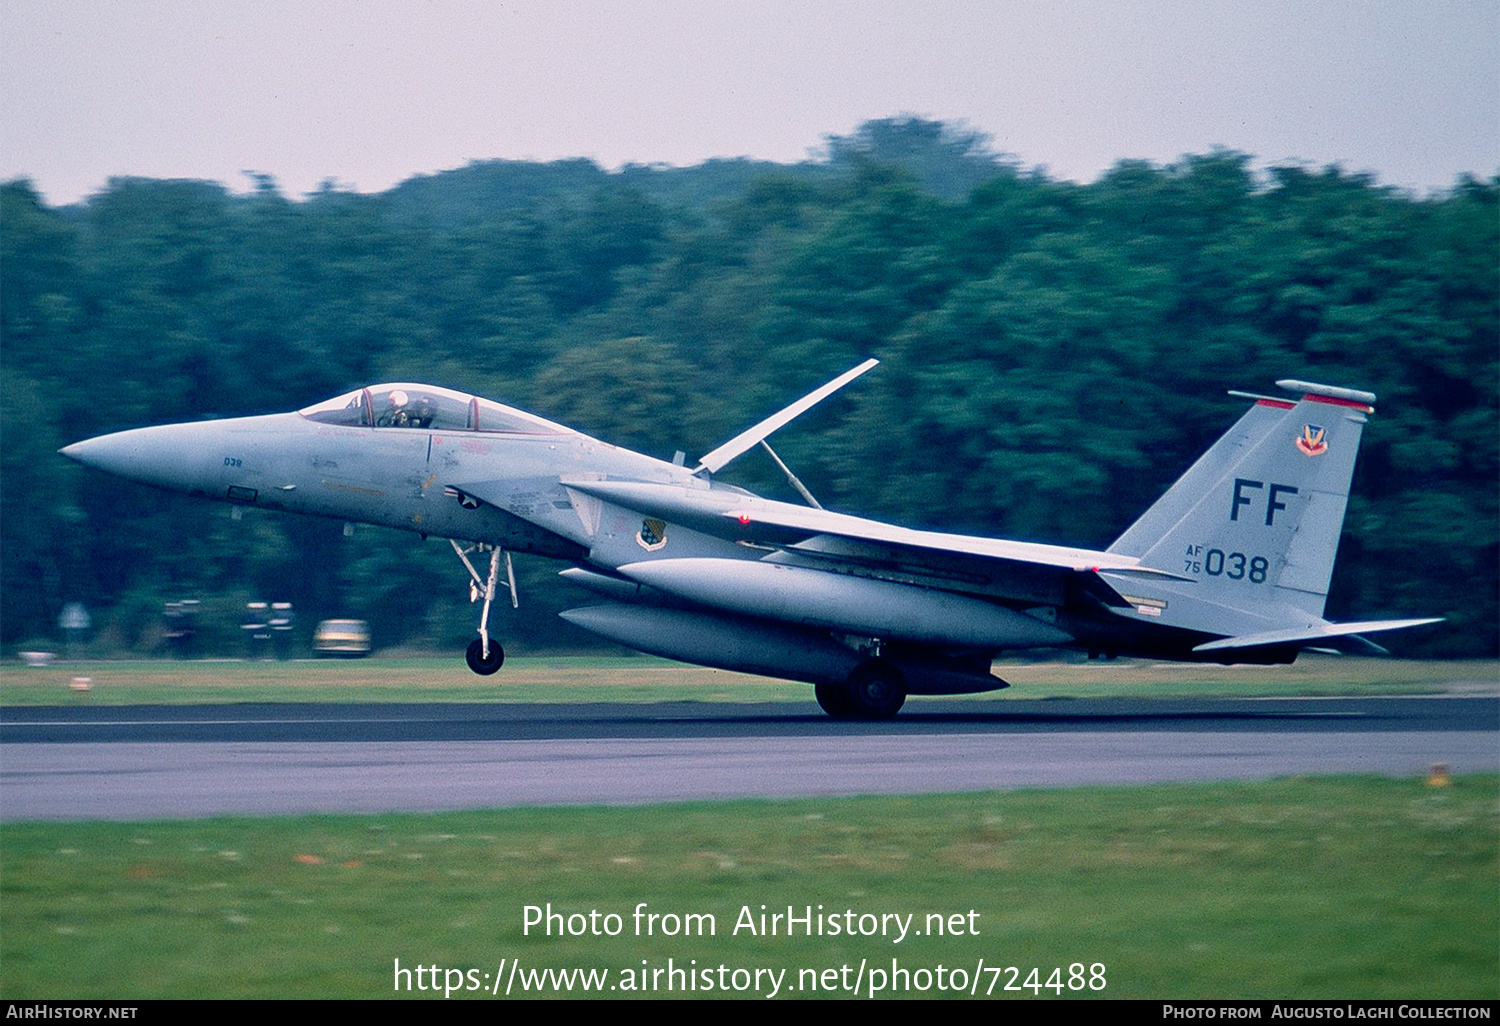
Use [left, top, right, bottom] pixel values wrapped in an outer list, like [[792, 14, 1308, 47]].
[[3, 119, 1494, 657]]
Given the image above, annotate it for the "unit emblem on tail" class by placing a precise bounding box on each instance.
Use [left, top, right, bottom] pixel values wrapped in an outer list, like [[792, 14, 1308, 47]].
[[1296, 424, 1328, 457]]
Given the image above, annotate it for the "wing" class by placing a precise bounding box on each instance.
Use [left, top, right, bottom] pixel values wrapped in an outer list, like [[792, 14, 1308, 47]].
[[561, 478, 1188, 610]]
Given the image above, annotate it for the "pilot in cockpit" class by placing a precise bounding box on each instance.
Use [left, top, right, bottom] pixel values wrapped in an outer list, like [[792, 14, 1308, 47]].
[[384, 389, 412, 427], [380, 389, 436, 428]]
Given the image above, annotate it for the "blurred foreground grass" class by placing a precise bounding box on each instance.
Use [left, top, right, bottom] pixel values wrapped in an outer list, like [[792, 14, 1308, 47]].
[[2, 655, 1495, 705], [2, 777, 1494, 999]]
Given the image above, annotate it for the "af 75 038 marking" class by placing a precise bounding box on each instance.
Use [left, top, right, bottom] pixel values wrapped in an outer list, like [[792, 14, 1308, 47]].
[[1184, 546, 1270, 583]]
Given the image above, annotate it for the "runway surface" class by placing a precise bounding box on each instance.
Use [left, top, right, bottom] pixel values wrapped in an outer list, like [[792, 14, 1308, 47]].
[[2, 697, 1495, 820]]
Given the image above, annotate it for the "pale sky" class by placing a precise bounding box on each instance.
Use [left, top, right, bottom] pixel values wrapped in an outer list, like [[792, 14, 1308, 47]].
[[3, 0, 1496, 205]]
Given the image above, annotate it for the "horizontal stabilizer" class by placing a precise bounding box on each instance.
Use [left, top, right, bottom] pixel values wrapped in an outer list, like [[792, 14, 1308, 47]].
[[1192, 618, 1444, 653]]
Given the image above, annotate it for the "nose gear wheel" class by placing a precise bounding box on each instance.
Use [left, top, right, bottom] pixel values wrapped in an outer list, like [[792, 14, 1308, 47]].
[[466, 637, 504, 674]]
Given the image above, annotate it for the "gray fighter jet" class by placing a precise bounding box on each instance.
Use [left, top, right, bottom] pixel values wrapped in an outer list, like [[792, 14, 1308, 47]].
[[61, 363, 1439, 718]]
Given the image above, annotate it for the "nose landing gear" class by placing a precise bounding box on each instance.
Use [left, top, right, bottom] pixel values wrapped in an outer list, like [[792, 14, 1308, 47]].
[[450, 540, 517, 676]]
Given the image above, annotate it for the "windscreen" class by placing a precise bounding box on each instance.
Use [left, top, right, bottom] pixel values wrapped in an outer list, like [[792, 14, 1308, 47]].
[[299, 389, 369, 426]]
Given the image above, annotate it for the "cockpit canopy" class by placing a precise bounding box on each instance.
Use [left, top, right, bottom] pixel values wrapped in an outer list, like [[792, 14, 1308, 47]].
[[300, 384, 573, 435]]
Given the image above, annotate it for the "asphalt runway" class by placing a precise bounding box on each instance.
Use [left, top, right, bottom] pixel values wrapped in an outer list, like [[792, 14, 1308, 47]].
[[2, 697, 1495, 821]]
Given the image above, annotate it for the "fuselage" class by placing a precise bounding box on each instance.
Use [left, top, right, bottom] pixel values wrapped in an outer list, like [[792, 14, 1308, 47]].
[[54, 382, 1215, 666], [58, 384, 761, 570]]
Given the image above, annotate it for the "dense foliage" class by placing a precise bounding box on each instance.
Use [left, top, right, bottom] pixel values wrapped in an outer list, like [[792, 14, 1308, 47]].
[[4, 119, 1494, 657]]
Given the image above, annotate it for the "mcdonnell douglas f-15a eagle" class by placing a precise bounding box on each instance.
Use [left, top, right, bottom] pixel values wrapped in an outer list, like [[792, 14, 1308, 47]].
[[61, 362, 1439, 718]]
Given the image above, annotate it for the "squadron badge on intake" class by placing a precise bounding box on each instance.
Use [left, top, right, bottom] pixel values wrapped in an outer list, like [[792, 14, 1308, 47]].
[[636, 517, 668, 551]]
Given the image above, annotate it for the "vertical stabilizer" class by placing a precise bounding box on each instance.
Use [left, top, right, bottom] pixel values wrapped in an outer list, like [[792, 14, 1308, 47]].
[[1109, 398, 1288, 557], [1120, 383, 1376, 620]]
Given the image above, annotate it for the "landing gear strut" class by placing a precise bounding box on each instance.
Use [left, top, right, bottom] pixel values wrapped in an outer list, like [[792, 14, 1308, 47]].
[[817, 658, 907, 720], [450, 540, 516, 676]]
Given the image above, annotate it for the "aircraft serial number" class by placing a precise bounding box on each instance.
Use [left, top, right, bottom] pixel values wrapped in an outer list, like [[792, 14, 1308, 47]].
[[1184, 546, 1268, 583], [223, 457, 242, 467]]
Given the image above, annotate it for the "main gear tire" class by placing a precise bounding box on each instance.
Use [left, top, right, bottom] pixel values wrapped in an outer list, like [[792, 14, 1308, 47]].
[[844, 658, 907, 719], [815, 681, 854, 718]]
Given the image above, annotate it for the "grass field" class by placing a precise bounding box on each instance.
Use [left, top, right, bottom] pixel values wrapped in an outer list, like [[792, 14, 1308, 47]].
[[1, 777, 1495, 1000], [2, 654, 1495, 705]]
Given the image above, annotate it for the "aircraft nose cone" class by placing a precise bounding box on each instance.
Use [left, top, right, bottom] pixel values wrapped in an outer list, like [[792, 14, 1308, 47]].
[[59, 424, 206, 490], [59, 434, 134, 475]]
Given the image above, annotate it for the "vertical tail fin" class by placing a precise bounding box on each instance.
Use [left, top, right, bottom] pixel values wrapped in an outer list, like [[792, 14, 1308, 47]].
[[1111, 381, 1376, 620], [1108, 397, 1290, 558]]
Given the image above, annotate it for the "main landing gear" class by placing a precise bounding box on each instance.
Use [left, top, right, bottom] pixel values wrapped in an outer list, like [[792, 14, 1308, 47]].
[[815, 657, 907, 720], [450, 540, 516, 676]]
